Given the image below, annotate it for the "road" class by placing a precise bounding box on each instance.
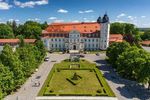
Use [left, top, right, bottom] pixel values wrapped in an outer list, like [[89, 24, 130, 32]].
[[4, 54, 70, 100], [5, 53, 149, 100], [142, 46, 150, 52]]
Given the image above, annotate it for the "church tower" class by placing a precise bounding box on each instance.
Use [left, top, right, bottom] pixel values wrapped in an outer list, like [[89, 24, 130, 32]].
[[97, 13, 110, 50]]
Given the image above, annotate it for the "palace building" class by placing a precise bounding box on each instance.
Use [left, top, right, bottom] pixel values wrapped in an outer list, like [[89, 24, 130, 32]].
[[41, 14, 123, 51]]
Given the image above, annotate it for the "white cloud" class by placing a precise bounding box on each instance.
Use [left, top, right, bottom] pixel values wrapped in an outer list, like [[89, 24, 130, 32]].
[[141, 16, 146, 18], [117, 13, 126, 18], [79, 9, 94, 14], [57, 9, 68, 13], [53, 19, 64, 23], [127, 16, 137, 21], [8, 19, 20, 22], [14, 0, 48, 8], [83, 18, 87, 20], [48, 17, 57, 20], [34, 18, 41, 21], [0, 1, 12, 10]]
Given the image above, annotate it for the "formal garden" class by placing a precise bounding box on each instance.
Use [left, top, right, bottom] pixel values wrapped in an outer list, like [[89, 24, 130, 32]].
[[38, 59, 115, 97]]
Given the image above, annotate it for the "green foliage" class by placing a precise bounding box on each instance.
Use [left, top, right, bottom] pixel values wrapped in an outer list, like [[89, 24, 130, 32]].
[[0, 41, 46, 98], [110, 22, 141, 45], [22, 21, 42, 39], [107, 42, 150, 89], [116, 47, 148, 79], [38, 60, 115, 97], [40, 21, 48, 29], [0, 63, 14, 96], [106, 42, 131, 67], [0, 88, 3, 100], [141, 30, 150, 40], [0, 45, 25, 88], [0, 24, 14, 38], [110, 22, 125, 34]]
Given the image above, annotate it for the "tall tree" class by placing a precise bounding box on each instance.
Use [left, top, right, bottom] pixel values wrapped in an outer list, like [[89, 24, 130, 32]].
[[41, 21, 48, 29], [116, 46, 149, 80], [0, 45, 24, 88], [0, 24, 14, 38], [0, 63, 14, 96], [141, 30, 150, 40], [106, 42, 131, 67]]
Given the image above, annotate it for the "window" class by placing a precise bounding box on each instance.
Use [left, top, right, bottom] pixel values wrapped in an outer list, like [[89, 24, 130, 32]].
[[52, 44, 53, 47], [92, 39, 94, 42], [59, 39, 61, 42], [55, 44, 57, 48], [51, 39, 53, 41], [89, 39, 90, 42], [96, 39, 98, 42], [96, 44, 98, 47], [55, 39, 57, 41]]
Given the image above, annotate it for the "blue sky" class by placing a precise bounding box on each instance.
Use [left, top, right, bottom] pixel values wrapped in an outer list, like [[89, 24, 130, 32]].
[[0, 0, 150, 27]]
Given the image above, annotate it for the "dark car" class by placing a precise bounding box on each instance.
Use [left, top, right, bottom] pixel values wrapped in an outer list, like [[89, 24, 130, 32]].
[[96, 53, 100, 56], [44, 57, 49, 61], [80, 55, 85, 58], [35, 75, 41, 79]]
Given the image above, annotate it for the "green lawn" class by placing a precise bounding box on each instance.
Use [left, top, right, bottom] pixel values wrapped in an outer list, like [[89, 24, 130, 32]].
[[38, 59, 115, 97]]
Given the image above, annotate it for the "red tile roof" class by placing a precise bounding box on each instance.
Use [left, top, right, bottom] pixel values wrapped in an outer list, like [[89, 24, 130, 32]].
[[0, 39, 36, 44], [43, 22, 100, 34], [141, 40, 150, 46], [109, 34, 123, 43]]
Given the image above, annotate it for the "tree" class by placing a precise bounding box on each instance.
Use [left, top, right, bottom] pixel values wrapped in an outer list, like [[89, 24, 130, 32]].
[[0, 45, 24, 88], [17, 44, 37, 77], [110, 22, 141, 45], [0, 63, 14, 96], [106, 42, 131, 67], [138, 59, 150, 90], [19, 21, 42, 39], [12, 20, 18, 36], [0, 24, 14, 38], [116, 46, 149, 80], [35, 40, 46, 59], [141, 30, 150, 40], [40, 21, 48, 29], [0, 88, 3, 100]]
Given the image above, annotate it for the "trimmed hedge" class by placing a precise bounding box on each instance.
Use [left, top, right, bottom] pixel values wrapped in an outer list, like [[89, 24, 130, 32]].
[[38, 60, 115, 97]]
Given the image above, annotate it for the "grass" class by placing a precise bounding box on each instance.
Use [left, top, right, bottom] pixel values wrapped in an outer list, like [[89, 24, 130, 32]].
[[38, 59, 115, 97]]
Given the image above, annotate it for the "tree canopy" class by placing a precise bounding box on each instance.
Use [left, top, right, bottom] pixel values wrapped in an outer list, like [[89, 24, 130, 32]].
[[0, 24, 14, 38], [106, 42, 150, 89], [141, 30, 150, 40], [0, 40, 46, 98]]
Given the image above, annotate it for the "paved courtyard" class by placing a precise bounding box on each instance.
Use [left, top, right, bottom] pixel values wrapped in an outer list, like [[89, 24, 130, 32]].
[[142, 46, 150, 52], [4, 53, 150, 100]]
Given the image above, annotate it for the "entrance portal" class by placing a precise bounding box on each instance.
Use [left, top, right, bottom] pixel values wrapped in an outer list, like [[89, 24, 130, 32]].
[[73, 45, 76, 50]]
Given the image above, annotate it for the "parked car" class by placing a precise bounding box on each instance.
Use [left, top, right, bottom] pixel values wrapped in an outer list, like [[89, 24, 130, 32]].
[[96, 53, 100, 56], [44, 57, 49, 61], [35, 75, 41, 79], [49, 50, 53, 53], [80, 55, 85, 58]]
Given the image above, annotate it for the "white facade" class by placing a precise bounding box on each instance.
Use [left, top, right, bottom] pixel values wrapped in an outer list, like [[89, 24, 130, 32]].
[[42, 14, 110, 51], [100, 22, 110, 50]]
